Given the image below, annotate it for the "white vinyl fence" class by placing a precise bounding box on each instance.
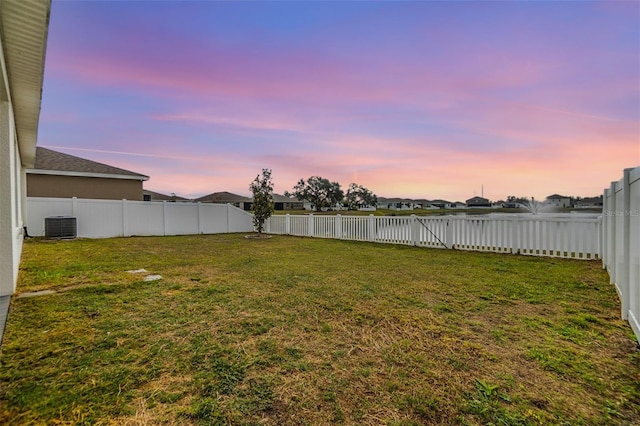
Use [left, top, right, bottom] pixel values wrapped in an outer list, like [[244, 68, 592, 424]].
[[266, 213, 601, 260], [602, 167, 640, 342], [26, 197, 254, 238]]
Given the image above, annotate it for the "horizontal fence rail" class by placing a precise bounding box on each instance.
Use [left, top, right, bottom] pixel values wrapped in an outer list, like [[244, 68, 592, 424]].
[[27, 197, 254, 239], [266, 214, 602, 260]]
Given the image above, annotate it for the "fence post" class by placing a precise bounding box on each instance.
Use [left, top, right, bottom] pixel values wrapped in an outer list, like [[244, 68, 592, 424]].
[[71, 196, 78, 217], [336, 214, 343, 239], [122, 199, 128, 237], [597, 216, 602, 261], [285, 214, 291, 235], [308, 214, 314, 237], [602, 189, 608, 267], [162, 201, 168, 236], [510, 217, 519, 254], [608, 182, 617, 284], [197, 202, 203, 234], [620, 168, 632, 320], [445, 217, 453, 249], [368, 214, 375, 242], [410, 215, 419, 246], [227, 204, 231, 233]]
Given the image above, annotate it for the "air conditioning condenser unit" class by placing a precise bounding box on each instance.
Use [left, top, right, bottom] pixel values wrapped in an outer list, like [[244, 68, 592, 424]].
[[45, 216, 77, 239]]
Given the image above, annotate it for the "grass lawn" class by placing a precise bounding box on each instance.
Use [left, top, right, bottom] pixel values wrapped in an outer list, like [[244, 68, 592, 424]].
[[1, 234, 638, 425]]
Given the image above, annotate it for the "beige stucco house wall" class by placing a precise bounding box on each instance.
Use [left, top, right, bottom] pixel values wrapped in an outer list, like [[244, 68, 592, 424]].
[[27, 147, 149, 201], [28, 174, 145, 200]]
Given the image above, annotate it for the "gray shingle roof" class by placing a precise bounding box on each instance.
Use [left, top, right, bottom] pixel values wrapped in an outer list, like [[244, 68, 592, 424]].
[[143, 190, 189, 201], [32, 147, 148, 180], [272, 193, 300, 202], [194, 191, 252, 203]]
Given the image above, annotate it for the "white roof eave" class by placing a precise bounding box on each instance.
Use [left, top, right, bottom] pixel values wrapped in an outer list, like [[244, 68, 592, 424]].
[[26, 169, 150, 182], [1, 0, 51, 168]]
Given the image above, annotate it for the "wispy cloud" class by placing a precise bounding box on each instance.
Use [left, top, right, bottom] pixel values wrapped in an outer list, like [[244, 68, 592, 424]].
[[42, 146, 210, 163], [509, 103, 632, 123]]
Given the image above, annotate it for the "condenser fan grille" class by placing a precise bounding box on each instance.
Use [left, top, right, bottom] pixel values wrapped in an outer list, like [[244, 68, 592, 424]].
[[45, 216, 77, 239]]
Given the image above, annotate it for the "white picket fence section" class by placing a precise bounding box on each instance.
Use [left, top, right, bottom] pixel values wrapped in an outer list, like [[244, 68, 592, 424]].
[[26, 197, 254, 238], [602, 167, 640, 342], [266, 213, 601, 260]]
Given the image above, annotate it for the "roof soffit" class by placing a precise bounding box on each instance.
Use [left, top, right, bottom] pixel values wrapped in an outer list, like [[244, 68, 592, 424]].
[[0, 0, 51, 167]]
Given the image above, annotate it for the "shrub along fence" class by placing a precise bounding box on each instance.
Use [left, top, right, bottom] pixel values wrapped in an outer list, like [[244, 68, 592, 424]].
[[602, 166, 640, 342], [26, 197, 254, 238], [265, 213, 601, 260]]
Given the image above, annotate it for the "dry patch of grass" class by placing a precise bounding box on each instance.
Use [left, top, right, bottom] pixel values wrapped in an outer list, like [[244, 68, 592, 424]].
[[1, 234, 638, 425]]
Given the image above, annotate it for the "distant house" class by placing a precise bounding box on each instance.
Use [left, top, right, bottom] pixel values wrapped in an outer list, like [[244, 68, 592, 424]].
[[272, 193, 304, 211], [195, 191, 253, 211], [26, 147, 149, 201], [545, 194, 571, 208], [413, 199, 431, 209], [143, 190, 189, 202], [466, 196, 491, 207], [574, 196, 603, 209], [430, 199, 452, 209], [378, 197, 415, 210]]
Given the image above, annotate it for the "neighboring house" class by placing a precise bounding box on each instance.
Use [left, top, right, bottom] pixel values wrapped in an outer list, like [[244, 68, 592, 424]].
[[0, 0, 51, 337], [391, 202, 414, 211], [378, 197, 415, 210], [143, 190, 189, 202], [333, 202, 348, 211], [27, 147, 149, 201], [430, 199, 453, 209], [574, 196, 603, 209], [299, 200, 346, 211], [429, 199, 466, 209], [413, 199, 431, 209], [466, 196, 491, 207], [545, 194, 572, 208], [272, 193, 304, 211], [195, 191, 253, 211]]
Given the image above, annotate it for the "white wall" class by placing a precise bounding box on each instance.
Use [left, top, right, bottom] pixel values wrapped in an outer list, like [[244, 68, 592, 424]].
[[602, 167, 640, 342], [0, 0, 50, 303], [0, 57, 23, 296], [26, 198, 255, 239]]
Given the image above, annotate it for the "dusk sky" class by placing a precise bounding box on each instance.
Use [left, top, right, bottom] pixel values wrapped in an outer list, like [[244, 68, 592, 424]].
[[38, 1, 639, 202]]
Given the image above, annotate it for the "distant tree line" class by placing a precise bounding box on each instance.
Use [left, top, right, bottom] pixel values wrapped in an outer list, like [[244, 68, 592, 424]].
[[506, 196, 533, 205], [284, 176, 378, 212]]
